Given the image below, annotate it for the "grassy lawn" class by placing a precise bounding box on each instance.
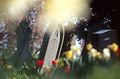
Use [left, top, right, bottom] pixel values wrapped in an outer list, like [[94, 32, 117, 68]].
[[84, 62, 120, 79]]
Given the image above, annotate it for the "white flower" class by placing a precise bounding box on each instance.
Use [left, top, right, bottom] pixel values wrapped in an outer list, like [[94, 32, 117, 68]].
[[103, 48, 111, 59], [70, 45, 81, 60], [73, 53, 81, 60], [71, 45, 81, 54], [89, 48, 97, 57], [73, 55, 77, 60]]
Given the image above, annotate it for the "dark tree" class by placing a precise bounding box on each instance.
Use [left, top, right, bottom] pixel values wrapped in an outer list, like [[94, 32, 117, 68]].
[[90, 0, 120, 42], [12, 18, 33, 66], [79, 0, 120, 63]]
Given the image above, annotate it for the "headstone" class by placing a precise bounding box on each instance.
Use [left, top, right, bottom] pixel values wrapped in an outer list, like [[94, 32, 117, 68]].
[[91, 29, 118, 53], [38, 25, 64, 67]]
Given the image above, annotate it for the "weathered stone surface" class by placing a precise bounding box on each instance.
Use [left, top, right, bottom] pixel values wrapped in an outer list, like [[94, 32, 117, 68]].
[[38, 25, 64, 67]]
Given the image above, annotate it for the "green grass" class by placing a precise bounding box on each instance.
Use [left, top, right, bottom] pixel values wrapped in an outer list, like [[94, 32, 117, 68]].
[[1, 49, 120, 79], [84, 62, 120, 79]]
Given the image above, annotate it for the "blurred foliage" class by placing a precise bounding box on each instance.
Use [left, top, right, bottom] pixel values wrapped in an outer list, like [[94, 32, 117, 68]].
[[0, 43, 120, 79]]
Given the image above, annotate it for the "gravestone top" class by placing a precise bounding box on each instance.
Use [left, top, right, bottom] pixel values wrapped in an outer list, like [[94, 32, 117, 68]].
[[93, 29, 116, 34]]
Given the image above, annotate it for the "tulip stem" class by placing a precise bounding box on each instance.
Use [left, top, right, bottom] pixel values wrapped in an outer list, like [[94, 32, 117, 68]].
[[72, 59, 74, 71]]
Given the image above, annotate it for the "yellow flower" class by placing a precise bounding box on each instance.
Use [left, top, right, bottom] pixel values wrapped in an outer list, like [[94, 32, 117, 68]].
[[13, 77, 16, 79], [7, 65, 12, 69], [108, 43, 118, 52], [71, 45, 80, 53], [56, 58, 64, 68], [86, 44, 93, 50], [66, 51, 73, 59], [112, 43, 118, 52], [75, 47, 80, 53], [96, 52, 102, 59]]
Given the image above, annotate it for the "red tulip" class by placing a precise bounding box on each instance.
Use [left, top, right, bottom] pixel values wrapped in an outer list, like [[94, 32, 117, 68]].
[[116, 49, 120, 56], [52, 60, 56, 65], [64, 66, 70, 72], [0, 60, 3, 66], [46, 69, 51, 74], [37, 60, 44, 66]]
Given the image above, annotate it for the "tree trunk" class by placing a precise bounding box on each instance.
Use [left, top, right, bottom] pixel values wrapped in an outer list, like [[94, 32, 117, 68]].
[[13, 18, 33, 66]]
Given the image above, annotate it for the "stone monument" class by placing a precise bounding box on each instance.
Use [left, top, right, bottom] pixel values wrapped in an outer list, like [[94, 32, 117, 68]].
[[38, 24, 64, 67]]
